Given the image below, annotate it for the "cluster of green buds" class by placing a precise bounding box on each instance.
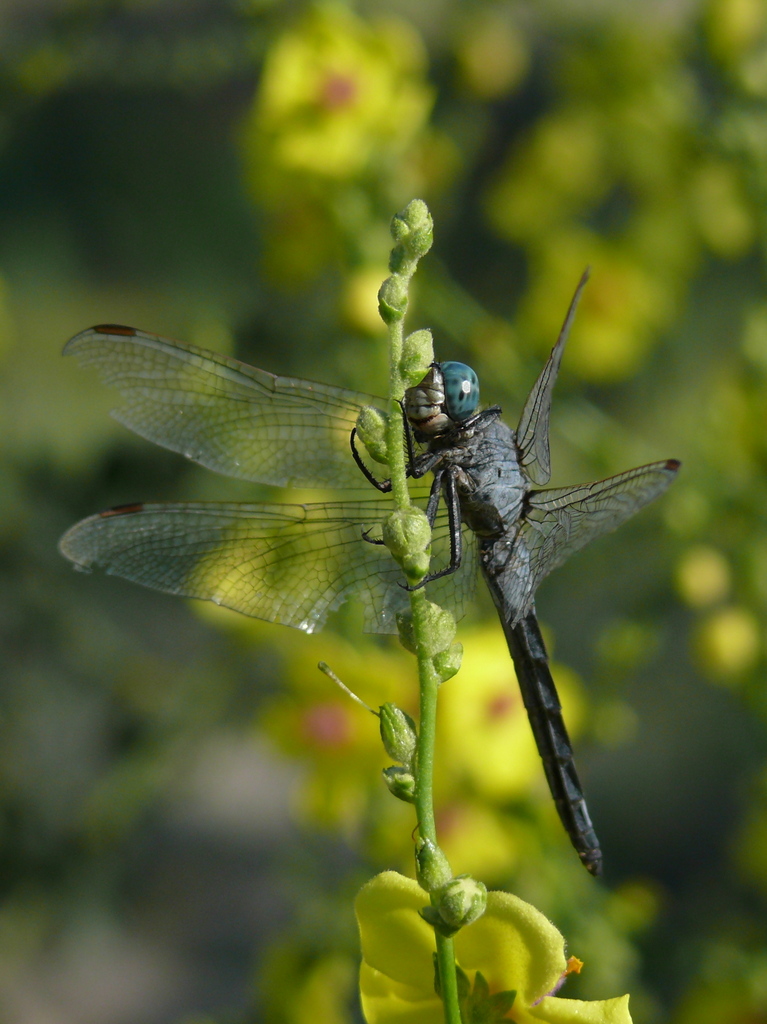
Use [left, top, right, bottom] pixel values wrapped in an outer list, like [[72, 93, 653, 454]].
[[383, 507, 432, 587], [398, 600, 463, 684], [416, 837, 488, 937], [353, 323, 435, 469], [378, 705, 486, 935], [354, 405, 390, 467], [355, 201, 438, 586], [379, 701, 418, 803], [378, 199, 433, 325], [373, 200, 484, 941], [355, 205, 435, 468]]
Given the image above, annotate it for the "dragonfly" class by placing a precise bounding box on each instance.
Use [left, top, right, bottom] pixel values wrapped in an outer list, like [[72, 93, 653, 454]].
[[59, 273, 679, 875]]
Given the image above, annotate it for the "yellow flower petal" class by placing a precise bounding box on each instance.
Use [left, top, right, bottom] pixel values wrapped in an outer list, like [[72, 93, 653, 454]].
[[355, 873, 633, 1024], [453, 889, 566, 1008], [355, 872, 435, 991], [359, 963, 443, 1024], [531, 994, 632, 1024]]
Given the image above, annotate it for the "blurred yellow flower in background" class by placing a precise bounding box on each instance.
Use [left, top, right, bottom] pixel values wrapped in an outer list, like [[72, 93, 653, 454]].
[[242, 2, 433, 185], [695, 605, 761, 680], [705, 0, 767, 64], [259, 630, 417, 835], [676, 545, 732, 608], [432, 799, 524, 881], [239, 2, 435, 286], [437, 625, 584, 803], [689, 159, 755, 258], [455, 7, 528, 100], [485, 107, 608, 244], [516, 229, 673, 381]]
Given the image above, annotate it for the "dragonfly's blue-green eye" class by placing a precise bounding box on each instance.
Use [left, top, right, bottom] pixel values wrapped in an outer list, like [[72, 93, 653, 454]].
[[440, 361, 479, 422]]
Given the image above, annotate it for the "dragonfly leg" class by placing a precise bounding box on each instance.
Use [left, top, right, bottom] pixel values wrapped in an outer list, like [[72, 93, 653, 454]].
[[399, 401, 446, 481], [361, 526, 386, 547], [424, 470, 443, 526], [349, 428, 393, 492], [351, 417, 444, 493], [404, 469, 463, 590]]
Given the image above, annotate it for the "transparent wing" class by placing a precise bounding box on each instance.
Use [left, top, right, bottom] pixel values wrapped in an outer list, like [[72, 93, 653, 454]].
[[516, 270, 589, 486], [519, 458, 680, 603], [427, 520, 478, 624], [59, 498, 477, 635], [64, 325, 384, 489]]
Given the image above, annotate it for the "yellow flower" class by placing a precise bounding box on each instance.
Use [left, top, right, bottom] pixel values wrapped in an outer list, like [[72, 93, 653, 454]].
[[356, 871, 632, 1024], [675, 545, 731, 608], [243, 2, 433, 184], [705, 0, 767, 64], [689, 160, 755, 259], [518, 229, 674, 382], [257, 630, 419, 833], [438, 625, 585, 803], [455, 9, 528, 100], [485, 107, 607, 244], [695, 605, 761, 680]]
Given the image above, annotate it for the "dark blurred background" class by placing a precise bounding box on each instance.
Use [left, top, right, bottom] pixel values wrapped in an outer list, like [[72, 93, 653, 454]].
[[1, 1, 766, 1022]]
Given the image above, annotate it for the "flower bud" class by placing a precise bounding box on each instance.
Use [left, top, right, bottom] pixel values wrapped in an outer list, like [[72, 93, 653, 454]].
[[420, 602, 457, 658], [391, 200, 434, 260], [401, 550, 431, 583], [400, 329, 434, 388], [355, 406, 389, 466], [434, 875, 487, 930], [415, 837, 452, 893], [433, 641, 463, 682], [419, 904, 456, 937], [397, 603, 458, 657], [378, 275, 408, 323], [396, 611, 416, 654], [383, 509, 431, 584], [379, 703, 417, 765], [382, 766, 415, 803]]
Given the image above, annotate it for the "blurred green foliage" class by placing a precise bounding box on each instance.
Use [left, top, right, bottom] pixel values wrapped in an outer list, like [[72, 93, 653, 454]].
[[1, 1, 766, 1022]]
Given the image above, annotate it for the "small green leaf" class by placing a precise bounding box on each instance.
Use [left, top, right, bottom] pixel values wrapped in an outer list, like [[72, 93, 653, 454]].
[[473, 971, 490, 1003], [379, 703, 417, 765], [356, 405, 389, 465], [415, 837, 452, 892], [400, 328, 434, 387], [460, 970, 517, 1024], [382, 765, 416, 802], [487, 989, 516, 1018], [433, 641, 463, 682], [378, 274, 409, 323], [419, 904, 459, 938]]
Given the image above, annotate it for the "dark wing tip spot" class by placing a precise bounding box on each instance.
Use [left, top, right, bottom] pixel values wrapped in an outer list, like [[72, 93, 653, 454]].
[[92, 324, 137, 336], [665, 459, 681, 471], [100, 503, 145, 517]]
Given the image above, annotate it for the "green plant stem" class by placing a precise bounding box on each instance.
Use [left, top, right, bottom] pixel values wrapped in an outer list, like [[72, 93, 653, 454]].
[[411, 587, 437, 839], [412, 588, 462, 1024], [435, 933, 462, 1024], [385, 291, 462, 1024], [385, 318, 411, 509]]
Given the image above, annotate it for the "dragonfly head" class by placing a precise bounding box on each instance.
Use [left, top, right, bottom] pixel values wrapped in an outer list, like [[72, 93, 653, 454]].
[[404, 361, 480, 436]]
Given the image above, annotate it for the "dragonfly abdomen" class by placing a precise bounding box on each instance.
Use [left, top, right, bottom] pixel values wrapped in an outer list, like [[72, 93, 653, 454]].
[[481, 569, 603, 876]]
